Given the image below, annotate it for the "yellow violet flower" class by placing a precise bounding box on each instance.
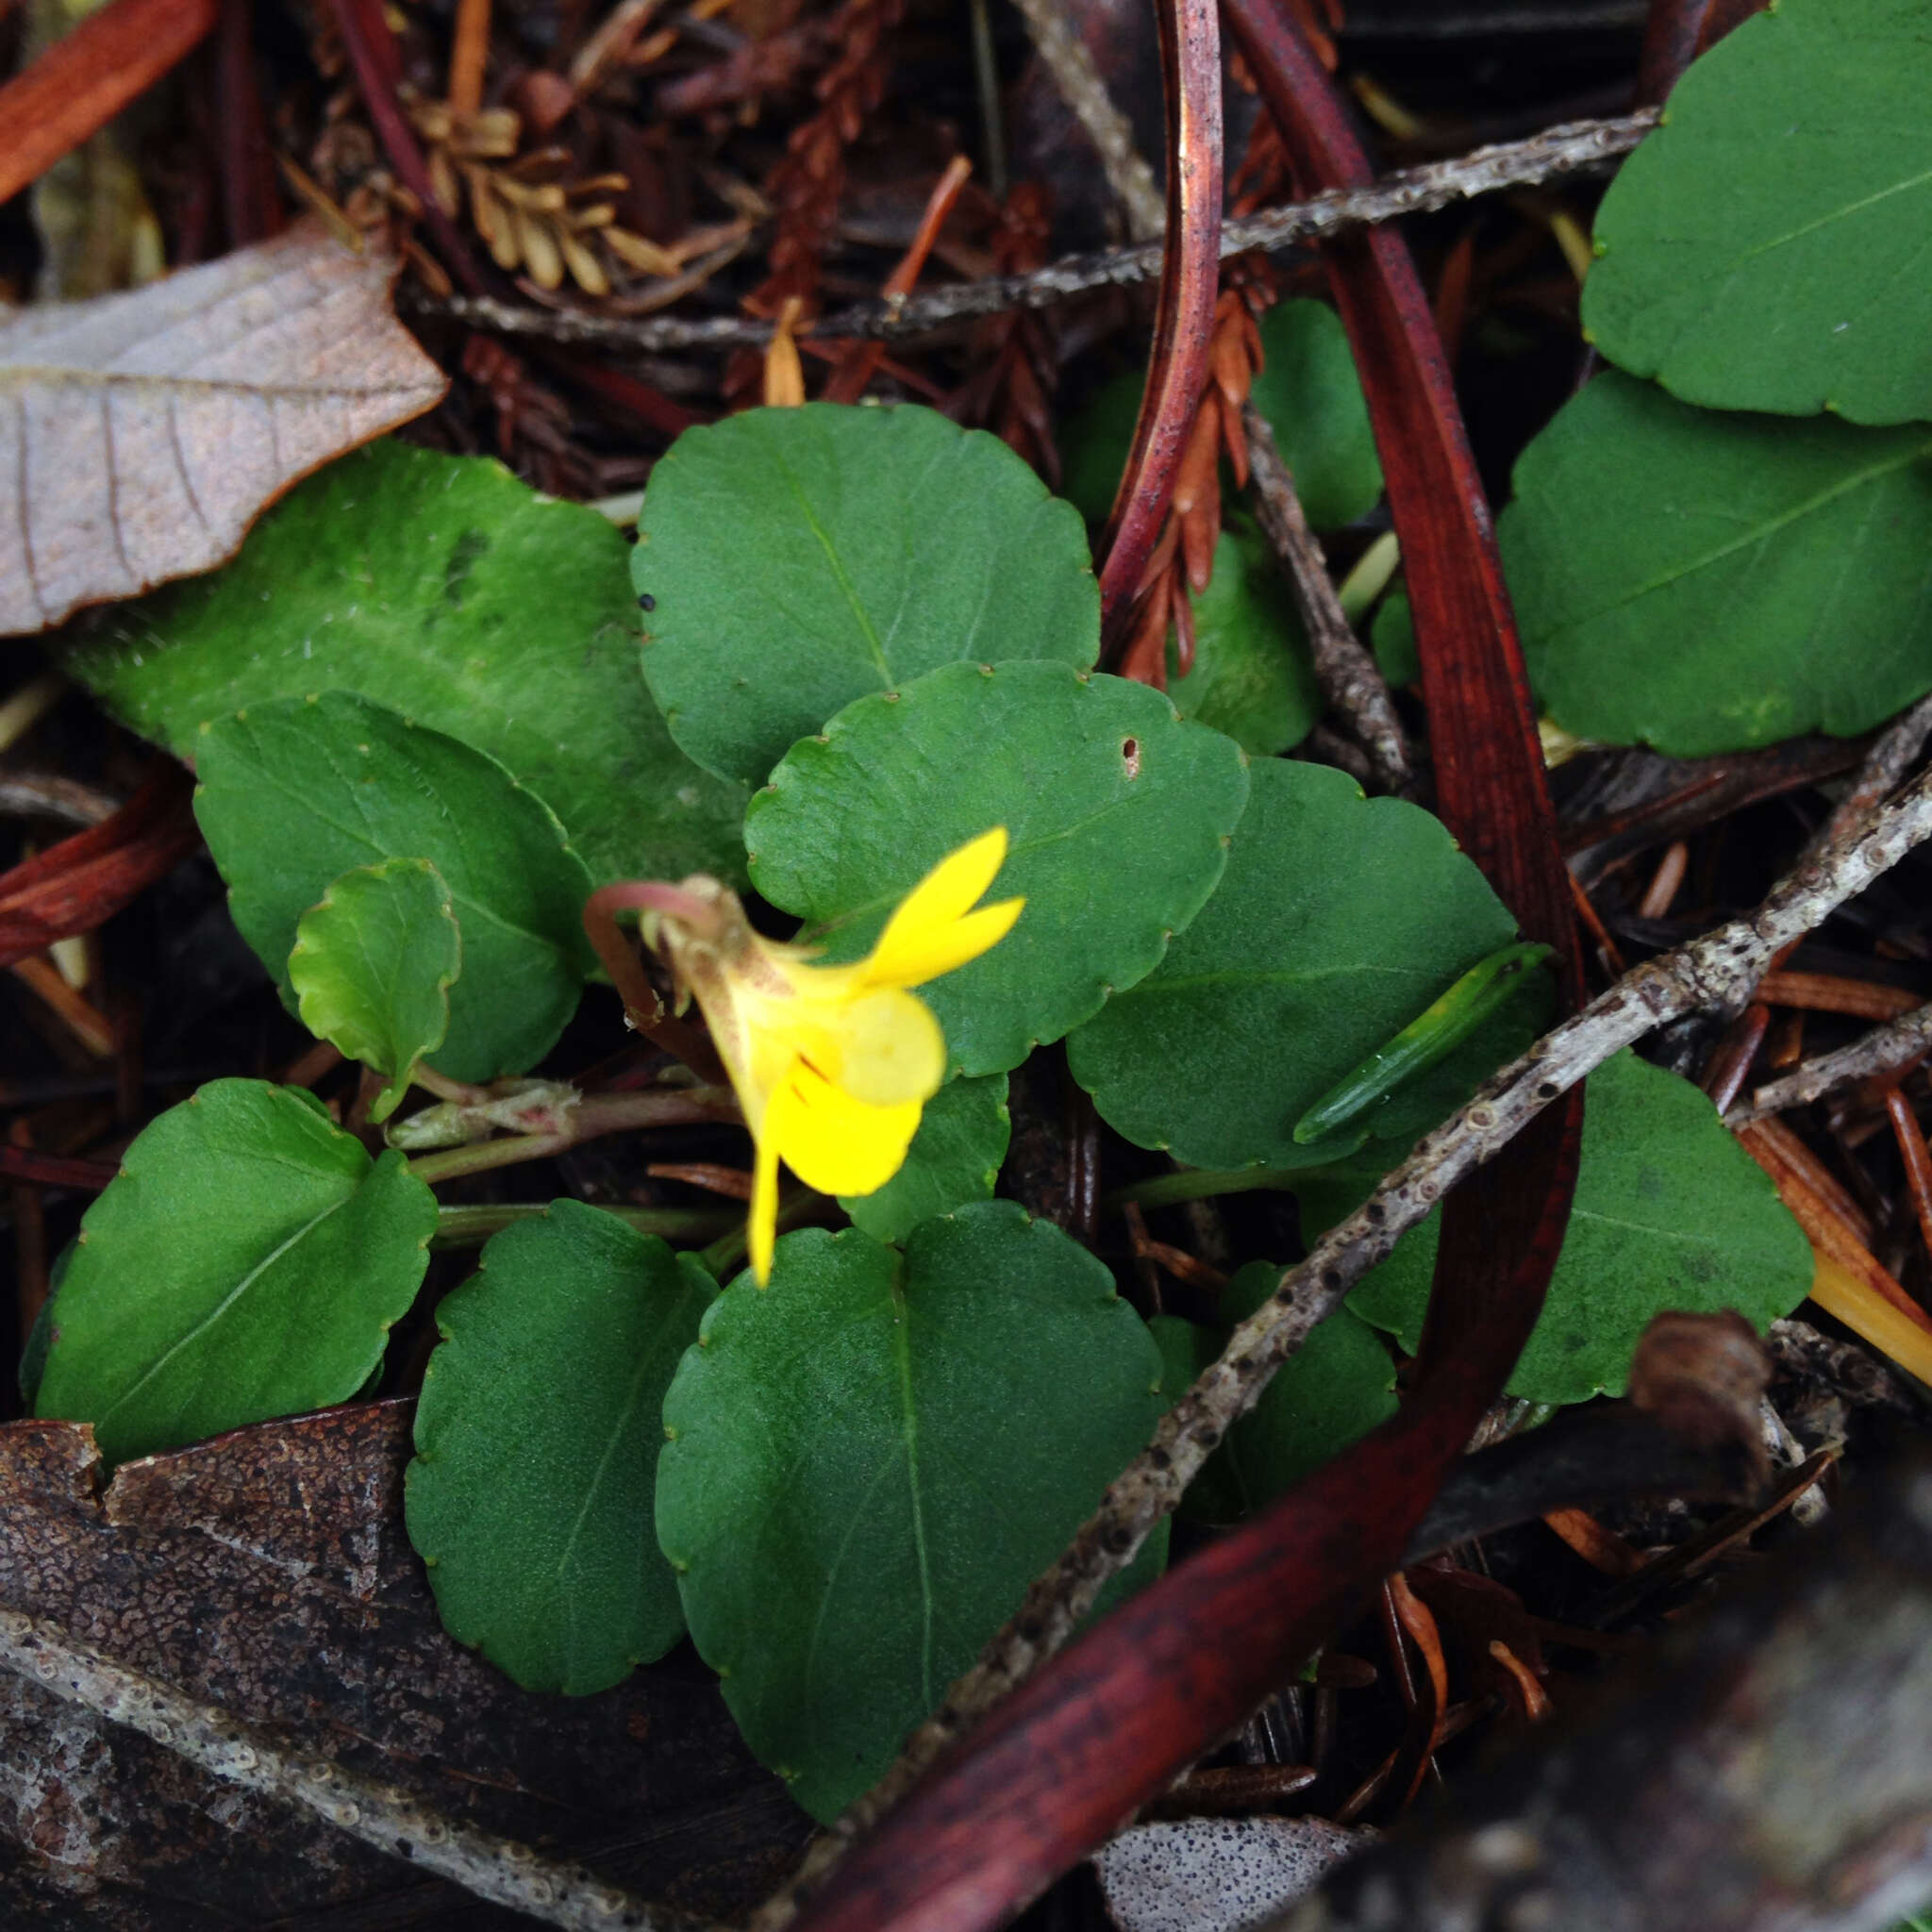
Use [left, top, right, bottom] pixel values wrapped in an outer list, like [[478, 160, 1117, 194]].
[[641, 828, 1023, 1285]]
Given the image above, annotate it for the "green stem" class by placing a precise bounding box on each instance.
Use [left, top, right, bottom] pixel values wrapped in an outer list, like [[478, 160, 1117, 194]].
[[405, 1088, 737, 1187], [1102, 1166, 1309, 1211], [697, 1188, 834, 1280], [432, 1202, 738, 1248]]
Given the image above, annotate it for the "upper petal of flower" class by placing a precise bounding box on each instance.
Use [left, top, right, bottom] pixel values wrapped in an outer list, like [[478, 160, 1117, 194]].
[[862, 826, 1024, 990]]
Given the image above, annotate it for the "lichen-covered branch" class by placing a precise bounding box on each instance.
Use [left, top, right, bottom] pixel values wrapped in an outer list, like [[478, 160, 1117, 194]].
[[426, 110, 1656, 354], [1730, 1000, 1932, 1125]]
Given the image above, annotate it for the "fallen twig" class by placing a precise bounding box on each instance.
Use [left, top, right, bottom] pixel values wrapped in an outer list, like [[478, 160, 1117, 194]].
[[760, 742, 1932, 1927], [1730, 1001, 1932, 1125], [1008, 0, 1163, 239], [1241, 402, 1410, 792], [0, 1607, 713, 1932], [423, 111, 1656, 353]]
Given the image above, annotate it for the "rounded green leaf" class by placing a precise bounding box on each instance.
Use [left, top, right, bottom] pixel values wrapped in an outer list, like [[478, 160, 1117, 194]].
[[1168, 528, 1321, 757], [1583, 0, 1932, 425], [1066, 758, 1542, 1170], [636, 403, 1098, 784], [71, 440, 746, 886], [657, 1202, 1168, 1820], [33, 1079, 435, 1465], [290, 858, 460, 1124], [406, 1202, 710, 1695], [1060, 302, 1381, 531], [746, 660, 1251, 1077], [839, 1072, 1010, 1244], [195, 691, 596, 1083], [1342, 1051, 1814, 1404], [1503, 373, 1932, 756]]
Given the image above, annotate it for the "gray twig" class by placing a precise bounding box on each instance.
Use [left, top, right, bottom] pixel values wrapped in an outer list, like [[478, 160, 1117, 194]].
[[1008, 0, 1164, 240], [1730, 1001, 1932, 1126], [758, 752, 1932, 1927], [421, 112, 1655, 354], [0, 1608, 713, 1932], [1808, 689, 1932, 859], [1242, 403, 1411, 792]]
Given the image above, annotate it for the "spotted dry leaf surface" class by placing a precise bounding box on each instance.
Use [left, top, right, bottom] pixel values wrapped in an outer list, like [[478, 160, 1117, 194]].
[[0, 222, 445, 637], [0, 1404, 807, 1928]]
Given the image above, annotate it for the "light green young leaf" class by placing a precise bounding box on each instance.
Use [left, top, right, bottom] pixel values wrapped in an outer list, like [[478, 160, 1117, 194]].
[[840, 1073, 1010, 1243], [1167, 527, 1321, 757], [290, 858, 460, 1123], [637, 403, 1098, 785], [33, 1080, 435, 1464], [406, 1202, 709, 1695], [1502, 372, 1932, 756], [1339, 1051, 1813, 1404], [657, 1203, 1168, 1820], [746, 660, 1250, 1078], [70, 440, 745, 886], [1583, 0, 1932, 424], [195, 691, 595, 1083], [1066, 758, 1545, 1170]]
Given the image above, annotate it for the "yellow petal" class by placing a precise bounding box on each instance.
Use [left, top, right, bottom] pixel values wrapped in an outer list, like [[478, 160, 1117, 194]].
[[865, 895, 1024, 990], [765, 1059, 924, 1197], [863, 827, 1017, 988], [818, 987, 946, 1107], [748, 1128, 781, 1286]]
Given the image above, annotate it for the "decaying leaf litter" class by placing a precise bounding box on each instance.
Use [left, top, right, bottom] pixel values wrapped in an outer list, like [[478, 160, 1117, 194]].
[[1, 1, 1931, 1929]]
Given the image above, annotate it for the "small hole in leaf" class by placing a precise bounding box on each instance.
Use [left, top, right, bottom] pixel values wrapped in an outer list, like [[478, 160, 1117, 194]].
[[1122, 737, 1141, 777]]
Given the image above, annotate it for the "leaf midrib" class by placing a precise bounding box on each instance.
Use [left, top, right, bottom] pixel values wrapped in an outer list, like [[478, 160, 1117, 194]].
[[1569, 432, 1932, 626], [95, 1190, 356, 1428]]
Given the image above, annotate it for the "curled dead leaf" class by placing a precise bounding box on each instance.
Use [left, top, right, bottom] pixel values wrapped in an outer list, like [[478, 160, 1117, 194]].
[[0, 221, 447, 638]]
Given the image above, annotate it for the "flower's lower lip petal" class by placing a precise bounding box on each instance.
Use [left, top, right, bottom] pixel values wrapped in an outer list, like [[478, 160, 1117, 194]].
[[766, 1064, 924, 1197]]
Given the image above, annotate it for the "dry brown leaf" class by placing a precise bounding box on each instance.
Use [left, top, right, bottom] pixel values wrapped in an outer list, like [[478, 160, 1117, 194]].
[[0, 1403, 808, 1926], [0, 221, 447, 639]]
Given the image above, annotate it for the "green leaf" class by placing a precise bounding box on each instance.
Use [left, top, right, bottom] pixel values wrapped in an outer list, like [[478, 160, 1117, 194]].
[[289, 858, 460, 1123], [1502, 372, 1932, 756], [1167, 527, 1321, 756], [1216, 1263, 1397, 1507], [195, 691, 596, 1083], [1341, 1051, 1814, 1404], [69, 440, 745, 887], [657, 1203, 1168, 1820], [746, 660, 1250, 1078], [1059, 302, 1382, 530], [33, 1079, 435, 1464], [636, 403, 1099, 785], [1582, 0, 1932, 425], [840, 1072, 1010, 1243], [1246, 299, 1385, 529], [406, 1202, 709, 1695], [1066, 758, 1544, 1170]]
